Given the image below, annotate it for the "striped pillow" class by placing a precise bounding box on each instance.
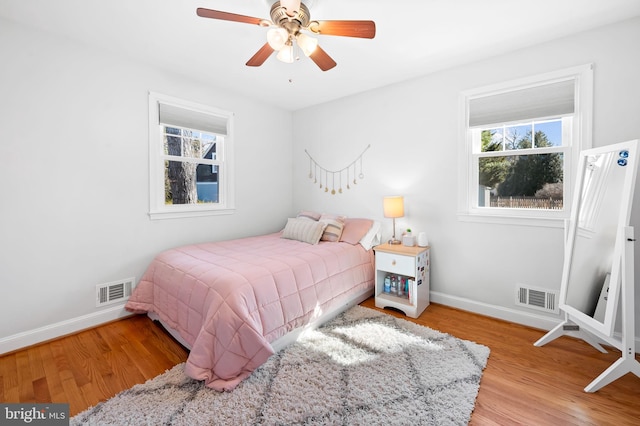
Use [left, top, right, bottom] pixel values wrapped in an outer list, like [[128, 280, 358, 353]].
[[319, 214, 346, 242], [281, 218, 327, 244]]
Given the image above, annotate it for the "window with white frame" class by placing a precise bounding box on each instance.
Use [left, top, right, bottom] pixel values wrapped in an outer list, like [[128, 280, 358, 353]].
[[459, 64, 593, 226], [148, 92, 235, 219]]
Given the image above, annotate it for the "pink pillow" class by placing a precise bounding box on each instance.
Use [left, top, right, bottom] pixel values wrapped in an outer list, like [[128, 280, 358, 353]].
[[340, 218, 374, 244], [296, 210, 321, 221]]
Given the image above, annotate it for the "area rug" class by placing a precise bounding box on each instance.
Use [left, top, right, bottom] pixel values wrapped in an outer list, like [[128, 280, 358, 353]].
[[71, 306, 490, 425]]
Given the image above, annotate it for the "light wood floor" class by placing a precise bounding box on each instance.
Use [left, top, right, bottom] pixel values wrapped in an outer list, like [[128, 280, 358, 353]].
[[2, 299, 639, 425]]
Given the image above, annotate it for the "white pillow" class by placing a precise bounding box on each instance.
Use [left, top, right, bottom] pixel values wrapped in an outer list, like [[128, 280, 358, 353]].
[[281, 218, 327, 245], [359, 221, 381, 250]]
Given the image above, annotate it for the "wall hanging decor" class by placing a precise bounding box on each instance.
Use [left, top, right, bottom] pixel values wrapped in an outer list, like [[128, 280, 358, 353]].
[[305, 144, 370, 194]]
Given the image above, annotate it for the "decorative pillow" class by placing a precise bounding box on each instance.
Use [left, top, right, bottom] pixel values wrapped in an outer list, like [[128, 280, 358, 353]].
[[296, 210, 322, 221], [281, 218, 327, 244], [319, 214, 346, 242], [340, 218, 374, 245], [359, 221, 382, 250]]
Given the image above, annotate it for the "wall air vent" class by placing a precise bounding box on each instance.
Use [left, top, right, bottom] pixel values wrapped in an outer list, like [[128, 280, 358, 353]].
[[516, 284, 559, 314], [96, 277, 135, 307]]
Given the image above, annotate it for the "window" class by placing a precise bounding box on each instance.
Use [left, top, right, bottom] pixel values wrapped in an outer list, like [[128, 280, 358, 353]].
[[148, 92, 235, 219], [459, 65, 593, 226]]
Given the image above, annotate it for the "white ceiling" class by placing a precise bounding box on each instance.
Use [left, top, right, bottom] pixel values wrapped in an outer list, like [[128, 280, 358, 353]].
[[2, 0, 639, 111]]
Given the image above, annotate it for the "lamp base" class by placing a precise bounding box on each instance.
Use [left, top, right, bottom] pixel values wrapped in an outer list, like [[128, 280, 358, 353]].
[[388, 238, 402, 245]]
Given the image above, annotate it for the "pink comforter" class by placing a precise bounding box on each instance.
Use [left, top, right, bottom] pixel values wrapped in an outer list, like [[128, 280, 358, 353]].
[[125, 233, 374, 391]]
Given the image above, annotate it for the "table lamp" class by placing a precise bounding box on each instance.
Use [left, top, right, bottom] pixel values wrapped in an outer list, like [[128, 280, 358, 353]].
[[383, 196, 404, 245]]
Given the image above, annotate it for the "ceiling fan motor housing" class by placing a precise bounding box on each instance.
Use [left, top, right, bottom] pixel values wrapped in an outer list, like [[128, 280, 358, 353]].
[[270, 1, 311, 30]]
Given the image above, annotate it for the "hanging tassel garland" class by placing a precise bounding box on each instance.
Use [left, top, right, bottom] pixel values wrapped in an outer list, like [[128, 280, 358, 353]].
[[305, 145, 370, 195]]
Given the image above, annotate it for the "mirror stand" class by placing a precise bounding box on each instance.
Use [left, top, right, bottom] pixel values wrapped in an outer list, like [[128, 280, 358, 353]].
[[535, 226, 640, 392], [585, 226, 640, 392], [534, 314, 607, 353]]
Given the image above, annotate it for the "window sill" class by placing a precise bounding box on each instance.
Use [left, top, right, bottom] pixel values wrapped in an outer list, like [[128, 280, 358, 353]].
[[457, 212, 565, 228], [149, 207, 235, 220]]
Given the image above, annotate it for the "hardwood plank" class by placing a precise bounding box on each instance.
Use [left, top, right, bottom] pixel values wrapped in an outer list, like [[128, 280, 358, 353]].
[[1, 301, 639, 424], [26, 346, 46, 382], [32, 377, 52, 403], [0, 354, 19, 404], [59, 376, 90, 415], [120, 340, 157, 378], [102, 345, 147, 393], [48, 339, 73, 381], [36, 344, 65, 403], [15, 351, 35, 403]]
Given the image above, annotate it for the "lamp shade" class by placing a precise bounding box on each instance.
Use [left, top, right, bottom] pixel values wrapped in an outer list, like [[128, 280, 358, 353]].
[[383, 196, 404, 218], [296, 33, 318, 57], [276, 42, 295, 63], [267, 27, 288, 51]]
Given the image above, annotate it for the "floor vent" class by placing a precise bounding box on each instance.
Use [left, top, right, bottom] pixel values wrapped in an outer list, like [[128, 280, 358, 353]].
[[96, 277, 135, 307], [516, 285, 559, 314]]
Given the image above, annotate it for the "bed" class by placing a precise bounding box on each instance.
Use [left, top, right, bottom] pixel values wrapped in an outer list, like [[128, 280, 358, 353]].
[[125, 215, 380, 391]]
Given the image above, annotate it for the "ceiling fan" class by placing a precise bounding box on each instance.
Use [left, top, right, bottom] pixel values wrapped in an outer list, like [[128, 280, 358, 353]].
[[196, 0, 376, 71]]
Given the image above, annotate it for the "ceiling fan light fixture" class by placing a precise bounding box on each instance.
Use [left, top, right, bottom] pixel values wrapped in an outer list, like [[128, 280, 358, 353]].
[[267, 27, 289, 50], [276, 42, 295, 63], [296, 33, 318, 56]]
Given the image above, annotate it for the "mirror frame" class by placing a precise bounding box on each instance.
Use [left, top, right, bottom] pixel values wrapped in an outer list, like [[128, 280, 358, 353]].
[[559, 139, 639, 337]]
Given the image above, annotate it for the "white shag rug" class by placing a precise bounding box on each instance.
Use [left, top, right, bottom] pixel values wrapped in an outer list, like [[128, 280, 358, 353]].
[[72, 306, 490, 425]]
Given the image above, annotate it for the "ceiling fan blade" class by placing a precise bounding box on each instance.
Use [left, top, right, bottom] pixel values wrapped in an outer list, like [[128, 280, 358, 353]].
[[246, 43, 275, 67], [196, 8, 264, 26], [309, 20, 376, 39], [309, 46, 337, 71]]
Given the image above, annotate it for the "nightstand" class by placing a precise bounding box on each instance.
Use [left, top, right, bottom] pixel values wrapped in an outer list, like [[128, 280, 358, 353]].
[[374, 243, 430, 318]]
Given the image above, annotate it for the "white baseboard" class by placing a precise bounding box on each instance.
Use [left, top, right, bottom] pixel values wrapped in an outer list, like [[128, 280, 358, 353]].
[[0, 304, 133, 355], [431, 290, 640, 353], [430, 290, 561, 331], [4, 293, 638, 355]]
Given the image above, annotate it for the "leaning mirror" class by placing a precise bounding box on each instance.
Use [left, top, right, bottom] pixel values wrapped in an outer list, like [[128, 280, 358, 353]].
[[560, 139, 638, 337]]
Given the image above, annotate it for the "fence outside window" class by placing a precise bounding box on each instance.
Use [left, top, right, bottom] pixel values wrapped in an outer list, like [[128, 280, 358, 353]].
[[489, 196, 563, 210]]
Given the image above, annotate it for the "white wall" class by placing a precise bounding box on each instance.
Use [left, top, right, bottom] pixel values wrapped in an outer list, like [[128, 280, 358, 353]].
[[2, 15, 639, 353], [0, 18, 293, 349], [292, 18, 640, 334]]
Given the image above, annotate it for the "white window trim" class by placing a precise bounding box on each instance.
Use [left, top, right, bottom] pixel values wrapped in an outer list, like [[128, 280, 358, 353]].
[[458, 64, 593, 228], [148, 92, 235, 220]]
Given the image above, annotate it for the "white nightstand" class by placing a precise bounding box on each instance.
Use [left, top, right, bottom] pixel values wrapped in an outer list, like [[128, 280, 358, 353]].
[[374, 243, 430, 318]]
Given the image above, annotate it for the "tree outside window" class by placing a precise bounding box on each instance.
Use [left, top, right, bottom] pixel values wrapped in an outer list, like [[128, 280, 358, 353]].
[[478, 120, 564, 210], [148, 91, 234, 220], [163, 127, 220, 205]]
